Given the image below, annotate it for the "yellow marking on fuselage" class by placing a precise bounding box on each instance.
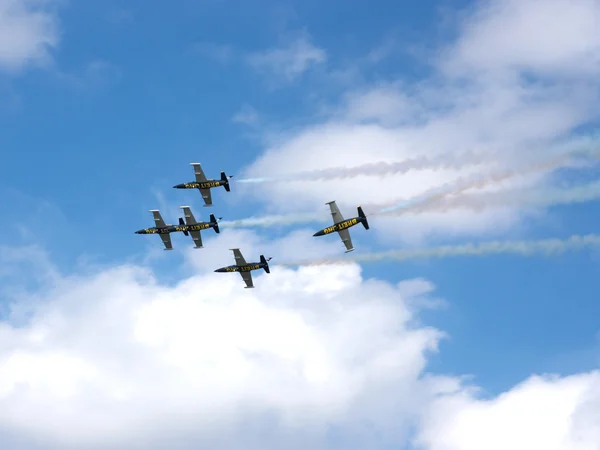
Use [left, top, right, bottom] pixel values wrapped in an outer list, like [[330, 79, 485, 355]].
[[338, 218, 357, 230], [145, 229, 158, 234], [189, 223, 210, 230], [199, 181, 221, 189], [323, 218, 358, 234]]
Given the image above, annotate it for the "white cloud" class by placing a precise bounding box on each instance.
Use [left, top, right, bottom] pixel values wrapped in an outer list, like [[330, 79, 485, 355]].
[[442, 0, 600, 78], [237, 0, 600, 244], [0, 238, 444, 449], [415, 371, 600, 450], [1, 236, 600, 449], [246, 32, 326, 83], [0, 0, 60, 72]]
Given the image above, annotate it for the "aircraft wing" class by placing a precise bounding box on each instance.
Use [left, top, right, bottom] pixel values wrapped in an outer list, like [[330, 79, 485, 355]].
[[230, 248, 247, 266], [189, 230, 203, 248], [180, 206, 198, 225], [200, 188, 212, 206], [240, 271, 254, 288], [337, 228, 354, 253], [191, 163, 208, 182], [326, 201, 345, 224], [160, 233, 173, 250], [150, 210, 167, 228]]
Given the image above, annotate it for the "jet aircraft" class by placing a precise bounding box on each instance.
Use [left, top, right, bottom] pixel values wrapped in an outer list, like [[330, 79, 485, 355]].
[[135, 209, 188, 250], [173, 163, 233, 207], [214, 248, 272, 288], [179, 205, 221, 248], [313, 200, 370, 252]]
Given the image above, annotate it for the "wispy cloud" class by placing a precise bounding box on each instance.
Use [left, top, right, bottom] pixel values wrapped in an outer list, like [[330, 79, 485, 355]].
[[191, 42, 235, 64], [246, 31, 326, 83], [52, 59, 122, 90], [232, 104, 260, 126], [105, 8, 134, 25], [0, 0, 60, 73]]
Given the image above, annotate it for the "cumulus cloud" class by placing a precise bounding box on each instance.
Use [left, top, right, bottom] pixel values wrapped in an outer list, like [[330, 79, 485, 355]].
[[1, 235, 600, 449], [0, 239, 444, 450], [0, 0, 60, 72], [415, 371, 600, 450]]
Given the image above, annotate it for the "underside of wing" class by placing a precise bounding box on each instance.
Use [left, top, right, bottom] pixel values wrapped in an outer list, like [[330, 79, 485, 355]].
[[189, 230, 203, 248], [160, 233, 173, 250], [240, 271, 254, 288], [150, 210, 167, 228], [200, 188, 212, 206], [337, 228, 354, 252], [327, 201, 345, 224], [180, 206, 198, 224], [230, 248, 247, 266], [191, 163, 208, 182]]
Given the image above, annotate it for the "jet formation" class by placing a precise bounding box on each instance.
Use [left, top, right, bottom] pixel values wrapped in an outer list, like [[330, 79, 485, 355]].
[[136, 162, 371, 287]]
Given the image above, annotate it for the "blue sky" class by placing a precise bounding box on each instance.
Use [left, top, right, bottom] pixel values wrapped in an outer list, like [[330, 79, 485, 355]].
[[1, 0, 600, 448]]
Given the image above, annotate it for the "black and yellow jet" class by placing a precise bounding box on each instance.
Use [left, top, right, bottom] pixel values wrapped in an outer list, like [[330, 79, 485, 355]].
[[173, 162, 233, 207], [214, 248, 272, 288], [135, 209, 220, 250], [178, 205, 221, 248], [313, 200, 370, 252]]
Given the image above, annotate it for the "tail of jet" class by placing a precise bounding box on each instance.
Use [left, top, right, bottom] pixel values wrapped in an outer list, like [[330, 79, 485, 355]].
[[357, 206, 369, 230], [210, 214, 221, 234], [260, 255, 272, 273], [178, 217, 189, 236], [221, 172, 232, 192]]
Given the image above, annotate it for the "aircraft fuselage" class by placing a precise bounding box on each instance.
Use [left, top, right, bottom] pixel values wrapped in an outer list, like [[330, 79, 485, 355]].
[[313, 217, 361, 236], [215, 262, 265, 273], [135, 221, 216, 235], [174, 179, 225, 190]]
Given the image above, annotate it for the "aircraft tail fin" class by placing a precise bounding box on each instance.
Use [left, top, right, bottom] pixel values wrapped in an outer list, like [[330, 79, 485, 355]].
[[260, 255, 271, 273], [357, 206, 369, 230], [178, 217, 189, 236], [210, 214, 220, 233], [221, 172, 232, 192]]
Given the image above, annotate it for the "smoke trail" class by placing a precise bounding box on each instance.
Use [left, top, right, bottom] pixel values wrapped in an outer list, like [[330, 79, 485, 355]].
[[372, 148, 600, 215], [236, 149, 493, 183], [218, 212, 321, 229], [237, 144, 600, 184], [276, 234, 600, 267], [401, 180, 600, 214], [221, 148, 600, 229]]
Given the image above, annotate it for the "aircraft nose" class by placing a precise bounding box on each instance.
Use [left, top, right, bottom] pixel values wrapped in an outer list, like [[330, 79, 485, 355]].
[[313, 230, 324, 237], [135, 229, 144, 234], [173, 183, 184, 189], [214, 268, 225, 272]]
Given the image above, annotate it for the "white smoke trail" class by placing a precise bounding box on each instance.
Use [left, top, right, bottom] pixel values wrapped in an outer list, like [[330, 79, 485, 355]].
[[237, 149, 494, 183], [218, 212, 321, 229], [400, 180, 600, 214], [372, 148, 600, 215], [237, 143, 600, 184], [222, 147, 600, 229], [276, 234, 600, 267]]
